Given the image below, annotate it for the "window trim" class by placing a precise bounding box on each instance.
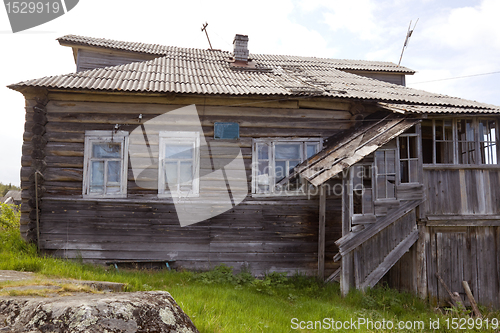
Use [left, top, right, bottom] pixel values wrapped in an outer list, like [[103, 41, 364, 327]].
[[158, 131, 200, 198], [251, 137, 323, 196], [82, 130, 129, 198]]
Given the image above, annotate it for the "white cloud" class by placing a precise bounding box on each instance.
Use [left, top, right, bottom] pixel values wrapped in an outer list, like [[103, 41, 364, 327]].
[[300, 0, 382, 41]]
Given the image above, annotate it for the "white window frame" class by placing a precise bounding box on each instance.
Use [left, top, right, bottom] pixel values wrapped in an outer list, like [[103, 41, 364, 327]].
[[398, 132, 420, 184], [83, 130, 129, 198], [158, 131, 200, 198], [374, 148, 397, 200], [252, 137, 323, 196]]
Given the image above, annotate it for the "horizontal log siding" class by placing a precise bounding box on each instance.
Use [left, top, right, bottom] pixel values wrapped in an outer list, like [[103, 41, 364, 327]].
[[26, 100, 348, 275]]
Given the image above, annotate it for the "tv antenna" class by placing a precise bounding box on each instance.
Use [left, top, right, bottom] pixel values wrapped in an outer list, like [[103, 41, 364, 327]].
[[398, 19, 418, 66], [201, 22, 213, 50]]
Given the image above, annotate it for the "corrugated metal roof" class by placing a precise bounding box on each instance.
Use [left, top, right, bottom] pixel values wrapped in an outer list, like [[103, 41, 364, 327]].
[[58, 35, 415, 74], [8, 35, 500, 114]]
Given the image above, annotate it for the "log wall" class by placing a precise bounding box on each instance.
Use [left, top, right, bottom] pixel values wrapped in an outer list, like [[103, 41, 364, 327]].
[[21, 97, 356, 276]]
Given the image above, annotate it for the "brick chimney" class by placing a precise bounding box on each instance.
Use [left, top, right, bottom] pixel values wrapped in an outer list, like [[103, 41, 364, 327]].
[[233, 34, 249, 63]]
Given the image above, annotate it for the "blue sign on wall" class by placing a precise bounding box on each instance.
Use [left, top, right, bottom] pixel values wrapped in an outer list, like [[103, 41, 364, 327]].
[[214, 122, 239, 140]]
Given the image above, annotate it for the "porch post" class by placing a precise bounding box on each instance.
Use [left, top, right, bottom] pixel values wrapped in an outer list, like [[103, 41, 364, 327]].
[[318, 184, 326, 280]]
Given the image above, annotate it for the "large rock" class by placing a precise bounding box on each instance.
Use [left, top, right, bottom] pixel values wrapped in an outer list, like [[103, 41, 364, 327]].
[[0, 291, 199, 333]]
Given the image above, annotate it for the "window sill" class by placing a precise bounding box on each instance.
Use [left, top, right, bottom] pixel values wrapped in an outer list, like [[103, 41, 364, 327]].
[[423, 164, 500, 170], [83, 194, 127, 199], [251, 192, 319, 198]]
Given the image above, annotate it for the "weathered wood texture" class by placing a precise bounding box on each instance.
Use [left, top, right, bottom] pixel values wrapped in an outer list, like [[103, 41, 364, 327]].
[[22, 99, 350, 276], [423, 169, 500, 215], [353, 210, 417, 290], [76, 49, 157, 72], [422, 226, 500, 308]]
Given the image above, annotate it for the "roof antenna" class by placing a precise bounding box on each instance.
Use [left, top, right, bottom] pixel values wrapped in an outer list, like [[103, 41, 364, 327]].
[[201, 22, 213, 50], [398, 19, 418, 66]]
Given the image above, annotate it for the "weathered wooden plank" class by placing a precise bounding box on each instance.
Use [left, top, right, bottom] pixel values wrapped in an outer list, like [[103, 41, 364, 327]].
[[361, 228, 418, 290], [336, 200, 421, 256]]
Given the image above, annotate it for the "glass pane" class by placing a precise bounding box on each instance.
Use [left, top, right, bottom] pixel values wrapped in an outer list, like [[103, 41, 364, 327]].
[[386, 150, 396, 174], [444, 120, 453, 141], [165, 144, 193, 159], [436, 142, 454, 164], [399, 137, 408, 159], [375, 151, 385, 174], [421, 121, 433, 164], [275, 161, 286, 180], [275, 144, 300, 159], [353, 189, 362, 215], [164, 161, 178, 185], [480, 141, 497, 164], [258, 144, 269, 160], [107, 161, 121, 184], [479, 120, 496, 142], [257, 185, 269, 193], [457, 119, 475, 142], [410, 160, 419, 183], [377, 175, 386, 199], [400, 160, 409, 183], [180, 161, 193, 184], [387, 175, 396, 198], [363, 189, 374, 214], [106, 186, 120, 194], [435, 121, 444, 141], [256, 161, 270, 187], [458, 141, 476, 164], [288, 159, 300, 173], [90, 161, 104, 193], [362, 166, 372, 189], [306, 144, 318, 158], [409, 136, 418, 158], [93, 143, 121, 158]]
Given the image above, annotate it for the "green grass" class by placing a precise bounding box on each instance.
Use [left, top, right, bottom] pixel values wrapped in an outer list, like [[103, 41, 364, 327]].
[[1, 203, 499, 332]]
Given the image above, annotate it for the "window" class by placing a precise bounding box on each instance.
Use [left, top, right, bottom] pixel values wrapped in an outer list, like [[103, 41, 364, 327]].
[[158, 132, 200, 197], [83, 131, 129, 197], [422, 118, 499, 165], [479, 120, 497, 164], [352, 164, 374, 215], [252, 138, 322, 195], [375, 148, 396, 199], [399, 132, 419, 183]]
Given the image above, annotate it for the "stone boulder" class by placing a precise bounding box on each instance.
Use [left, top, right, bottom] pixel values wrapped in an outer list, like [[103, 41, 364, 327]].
[[0, 291, 199, 333]]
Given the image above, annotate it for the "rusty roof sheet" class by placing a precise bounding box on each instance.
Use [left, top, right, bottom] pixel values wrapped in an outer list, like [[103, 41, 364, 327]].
[[58, 35, 415, 74]]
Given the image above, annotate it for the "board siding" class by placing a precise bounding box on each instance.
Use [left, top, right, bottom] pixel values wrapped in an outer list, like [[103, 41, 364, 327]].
[[22, 99, 349, 276]]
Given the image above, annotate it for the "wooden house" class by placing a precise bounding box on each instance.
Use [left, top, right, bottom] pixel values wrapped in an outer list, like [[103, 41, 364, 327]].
[[9, 34, 500, 307]]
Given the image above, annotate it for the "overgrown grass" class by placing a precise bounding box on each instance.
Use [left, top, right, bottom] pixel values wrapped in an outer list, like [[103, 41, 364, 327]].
[[1, 203, 499, 332]]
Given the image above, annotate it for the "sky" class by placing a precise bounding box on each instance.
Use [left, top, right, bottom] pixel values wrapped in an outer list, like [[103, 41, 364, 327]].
[[0, 0, 499, 186]]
